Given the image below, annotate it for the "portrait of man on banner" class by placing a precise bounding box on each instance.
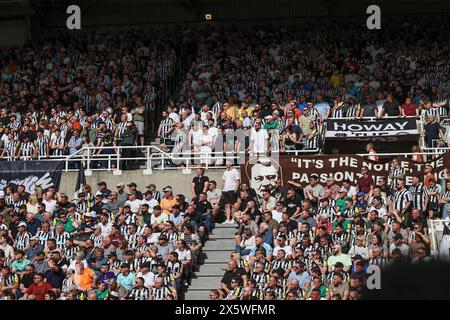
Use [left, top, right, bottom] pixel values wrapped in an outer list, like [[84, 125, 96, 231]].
[[245, 156, 283, 198]]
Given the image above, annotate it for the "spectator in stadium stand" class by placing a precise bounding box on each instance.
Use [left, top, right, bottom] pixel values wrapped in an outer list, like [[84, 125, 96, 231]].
[[424, 115, 445, 148]]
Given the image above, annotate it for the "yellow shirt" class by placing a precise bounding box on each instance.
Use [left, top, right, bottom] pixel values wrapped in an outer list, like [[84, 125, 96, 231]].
[[160, 197, 177, 214]]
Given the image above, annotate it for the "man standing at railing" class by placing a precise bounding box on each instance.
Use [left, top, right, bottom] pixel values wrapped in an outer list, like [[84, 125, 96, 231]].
[[120, 121, 138, 170], [67, 130, 82, 169]]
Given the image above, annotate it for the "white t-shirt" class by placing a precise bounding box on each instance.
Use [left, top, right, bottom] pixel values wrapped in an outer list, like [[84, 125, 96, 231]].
[[137, 271, 155, 289], [271, 210, 283, 223], [273, 245, 293, 257], [141, 198, 159, 213], [125, 199, 142, 213], [250, 129, 269, 153], [97, 222, 113, 236], [175, 249, 192, 262], [223, 168, 240, 192], [42, 199, 57, 213]]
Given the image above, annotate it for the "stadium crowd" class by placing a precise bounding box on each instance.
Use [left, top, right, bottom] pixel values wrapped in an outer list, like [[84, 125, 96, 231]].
[[211, 162, 450, 300], [0, 28, 187, 164], [0, 168, 220, 300], [158, 20, 450, 158], [0, 158, 449, 300]]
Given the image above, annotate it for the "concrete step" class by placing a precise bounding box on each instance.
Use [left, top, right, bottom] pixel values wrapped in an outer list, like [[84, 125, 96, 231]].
[[197, 263, 227, 277], [202, 250, 232, 263], [210, 228, 238, 238], [215, 223, 239, 229], [185, 290, 211, 300], [189, 276, 223, 291], [203, 238, 236, 251]]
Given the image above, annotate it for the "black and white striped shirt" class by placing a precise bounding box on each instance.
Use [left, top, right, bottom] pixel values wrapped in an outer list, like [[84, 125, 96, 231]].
[[345, 104, 360, 118], [36, 136, 49, 158], [19, 141, 35, 160], [251, 271, 270, 290], [159, 118, 174, 139], [12, 200, 26, 213], [36, 230, 50, 247], [3, 140, 17, 160], [125, 233, 140, 250], [64, 245, 79, 260], [128, 286, 151, 300], [151, 286, 171, 300], [427, 185, 439, 204], [54, 231, 71, 249], [409, 183, 427, 211], [15, 232, 31, 250], [389, 167, 404, 190], [50, 136, 65, 156], [305, 131, 320, 150], [368, 256, 388, 267], [393, 188, 412, 212], [90, 234, 103, 248]]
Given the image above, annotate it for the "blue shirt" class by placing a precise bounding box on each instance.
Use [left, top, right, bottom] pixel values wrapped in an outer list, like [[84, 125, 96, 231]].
[[287, 271, 311, 289], [68, 137, 82, 155], [169, 213, 184, 226], [262, 230, 274, 246], [117, 272, 136, 291], [314, 102, 331, 119], [249, 243, 273, 257], [25, 243, 43, 260]]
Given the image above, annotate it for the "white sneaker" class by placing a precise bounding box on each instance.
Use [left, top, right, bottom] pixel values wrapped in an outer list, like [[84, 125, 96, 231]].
[[230, 219, 235, 224], [222, 220, 230, 224]]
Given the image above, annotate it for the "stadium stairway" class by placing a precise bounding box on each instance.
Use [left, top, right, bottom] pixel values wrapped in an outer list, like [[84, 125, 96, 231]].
[[185, 223, 237, 300]]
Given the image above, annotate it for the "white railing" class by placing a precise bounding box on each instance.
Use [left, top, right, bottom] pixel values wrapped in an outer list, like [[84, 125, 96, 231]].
[[0, 145, 321, 174]]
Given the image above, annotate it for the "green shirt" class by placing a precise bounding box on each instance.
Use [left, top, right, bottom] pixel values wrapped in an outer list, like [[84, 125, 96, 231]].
[[95, 289, 110, 300]]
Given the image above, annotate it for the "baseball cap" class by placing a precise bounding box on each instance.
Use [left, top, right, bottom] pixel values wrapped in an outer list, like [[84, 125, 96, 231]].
[[127, 183, 137, 188], [162, 186, 173, 193], [339, 187, 347, 193], [18, 221, 27, 228], [97, 181, 106, 186], [116, 183, 125, 188], [357, 192, 365, 197], [146, 183, 156, 189]]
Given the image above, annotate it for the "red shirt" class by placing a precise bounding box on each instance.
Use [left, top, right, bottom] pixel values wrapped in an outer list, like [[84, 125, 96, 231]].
[[26, 282, 53, 300], [400, 103, 417, 116], [357, 175, 374, 194]]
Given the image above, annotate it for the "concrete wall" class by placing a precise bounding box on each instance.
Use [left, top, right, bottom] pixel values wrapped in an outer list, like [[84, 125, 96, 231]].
[[35, 0, 450, 30], [0, 19, 28, 47], [59, 168, 231, 200]]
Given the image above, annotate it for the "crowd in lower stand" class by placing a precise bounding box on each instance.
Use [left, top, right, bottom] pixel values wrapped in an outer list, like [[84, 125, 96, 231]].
[[210, 162, 450, 300], [0, 156, 449, 300], [0, 167, 219, 300]]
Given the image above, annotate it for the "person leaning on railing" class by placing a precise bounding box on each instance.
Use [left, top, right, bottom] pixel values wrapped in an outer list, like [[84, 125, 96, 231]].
[[120, 121, 139, 170]]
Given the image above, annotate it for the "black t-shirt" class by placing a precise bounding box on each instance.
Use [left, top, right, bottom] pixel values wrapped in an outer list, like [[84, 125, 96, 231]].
[[221, 267, 248, 290], [283, 195, 302, 217], [21, 273, 34, 288], [192, 176, 209, 197], [194, 200, 213, 222], [425, 122, 441, 141], [239, 196, 254, 211], [44, 268, 65, 289], [383, 100, 400, 116]]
